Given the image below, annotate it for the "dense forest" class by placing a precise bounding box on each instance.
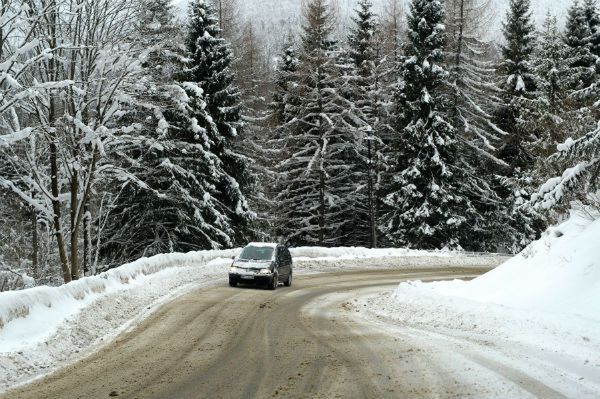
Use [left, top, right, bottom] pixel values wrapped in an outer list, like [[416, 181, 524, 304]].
[[1, 0, 599, 289]]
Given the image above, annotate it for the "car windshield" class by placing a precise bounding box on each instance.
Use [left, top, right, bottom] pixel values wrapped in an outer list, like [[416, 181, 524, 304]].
[[238, 246, 274, 261]]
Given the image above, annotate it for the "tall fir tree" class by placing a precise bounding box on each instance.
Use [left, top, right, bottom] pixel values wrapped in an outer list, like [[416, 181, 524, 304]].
[[533, 13, 573, 155], [565, 0, 597, 90], [382, 0, 476, 249], [494, 0, 544, 251], [272, 0, 366, 246], [269, 40, 301, 243], [271, 40, 300, 130], [532, 3, 600, 213], [583, 0, 600, 57], [443, 0, 517, 252], [496, 0, 539, 168], [445, 0, 505, 158], [347, 0, 385, 248], [102, 0, 244, 263], [185, 0, 254, 245]]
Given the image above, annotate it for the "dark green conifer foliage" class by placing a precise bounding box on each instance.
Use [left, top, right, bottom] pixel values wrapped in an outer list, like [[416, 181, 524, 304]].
[[185, 0, 254, 245], [382, 0, 476, 249], [101, 0, 253, 265], [272, 0, 366, 247], [565, 1, 596, 89]]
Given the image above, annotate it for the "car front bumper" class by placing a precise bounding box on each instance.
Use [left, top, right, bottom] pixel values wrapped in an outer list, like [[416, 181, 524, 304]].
[[229, 271, 273, 283]]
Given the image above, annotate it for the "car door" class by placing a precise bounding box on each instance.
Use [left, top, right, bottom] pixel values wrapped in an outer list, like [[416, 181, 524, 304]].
[[276, 246, 288, 280], [284, 247, 292, 275]]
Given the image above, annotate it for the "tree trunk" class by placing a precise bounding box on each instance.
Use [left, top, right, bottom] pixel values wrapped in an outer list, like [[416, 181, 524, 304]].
[[31, 204, 39, 278], [47, 0, 71, 283], [367, 139, 376, 248], [452, 0, 465, 128], [70, 173, 80, 280], [83, 203, 91, 276], [317, 65, 325, 246], [50, 139, 70, 283]]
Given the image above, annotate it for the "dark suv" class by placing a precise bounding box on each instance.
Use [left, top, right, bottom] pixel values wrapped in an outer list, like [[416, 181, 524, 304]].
[[228, 243, 293, 290]]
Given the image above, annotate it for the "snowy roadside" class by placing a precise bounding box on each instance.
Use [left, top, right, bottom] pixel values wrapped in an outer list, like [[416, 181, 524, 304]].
[[0, 248, 506, 392], [355, 289, 600, 398], [355, 211, 600, 398]]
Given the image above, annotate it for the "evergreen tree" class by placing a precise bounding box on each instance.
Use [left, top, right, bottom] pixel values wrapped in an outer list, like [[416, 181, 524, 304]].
[[271, 40, 300, 129], [185, 0, 254, 245], [100, 0, 253, 264], [583, 0, 600, 57], [532, 4, 600, 213], [493, 0, 544, 251], [564, 0, 596, 90], [268, 40, 301, 244], [382, 0, 476, 249], [443, 0, 517, 252], [272, 0, 366, 246], [496, 0, 538, 168], [347, 0, 385, 248], [533, 13, 573, 155], [531, 125, 600, 210], [445, 0, 505, 158]]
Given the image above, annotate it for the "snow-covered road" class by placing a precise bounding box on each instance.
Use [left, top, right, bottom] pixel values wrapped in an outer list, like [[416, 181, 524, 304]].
[[353, 290, 600, 399], [1, 245, 597, 398], [0, 249, 504, 394], [2, 268, 497, 399]]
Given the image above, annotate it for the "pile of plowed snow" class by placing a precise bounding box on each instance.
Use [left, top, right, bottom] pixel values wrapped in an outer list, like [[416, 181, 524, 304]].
[[356, 210, 600, 398], [404, 208, 600, 320]]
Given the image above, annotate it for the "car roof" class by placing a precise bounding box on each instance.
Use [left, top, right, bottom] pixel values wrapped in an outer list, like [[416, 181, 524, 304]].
[[245, 242, 279, 249]]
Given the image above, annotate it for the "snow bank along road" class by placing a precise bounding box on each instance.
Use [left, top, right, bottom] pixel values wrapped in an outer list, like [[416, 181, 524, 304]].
[[3, 266, 575, 399]]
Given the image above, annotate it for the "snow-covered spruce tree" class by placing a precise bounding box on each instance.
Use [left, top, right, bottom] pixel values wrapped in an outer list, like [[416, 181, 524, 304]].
[[564, 0, 597, 90], [532, 14, 574, 156], [496, 0, 539, 168], [530, 123, 600, 211], [444, 0, 505, 156], [271, 41, 300, 130], [260, 40, 301, 242], [493, 0, 545, 250], [530, 4, 600, 212], [442, 0, 522, 252], [272, 0, 367, 247], [100, 0, 253, 265], [382, 0, 477, 250], [347, 0, 389, 248], [100, 0, 205, 264], [185, 0, 254, 245], [583, 0, 600, 57]]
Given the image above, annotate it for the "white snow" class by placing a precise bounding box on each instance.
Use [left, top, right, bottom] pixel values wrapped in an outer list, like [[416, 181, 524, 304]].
[[0, 250, 237, 354], [245, 242, 278, 248], [0, 247, 504, 392], [358, 209, 600, 398], [422, 209, 600, 317]]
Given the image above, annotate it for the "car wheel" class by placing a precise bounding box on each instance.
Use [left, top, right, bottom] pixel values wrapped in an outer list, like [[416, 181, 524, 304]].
[[284, 272, 292, 287], [268, 273, 278, 290], [229, 277, 237, 287]]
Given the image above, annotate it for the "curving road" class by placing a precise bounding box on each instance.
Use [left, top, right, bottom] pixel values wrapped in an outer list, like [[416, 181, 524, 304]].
[[2, 268, 501, 399]]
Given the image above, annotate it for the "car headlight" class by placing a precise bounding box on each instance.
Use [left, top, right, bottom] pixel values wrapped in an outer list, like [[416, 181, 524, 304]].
[[229, 266, 238, 273], [259, 268, 271, 274]]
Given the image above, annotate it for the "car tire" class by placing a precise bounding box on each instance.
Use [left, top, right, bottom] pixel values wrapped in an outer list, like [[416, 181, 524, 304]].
[[268, 274, 278, 290], [284, 272, 292, 287], [229, 277, 237, 287]]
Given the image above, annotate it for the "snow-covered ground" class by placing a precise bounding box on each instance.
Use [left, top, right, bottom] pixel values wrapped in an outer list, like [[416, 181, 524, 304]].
[[358, 209, 600, 398], [0, 247, 504, 392]]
